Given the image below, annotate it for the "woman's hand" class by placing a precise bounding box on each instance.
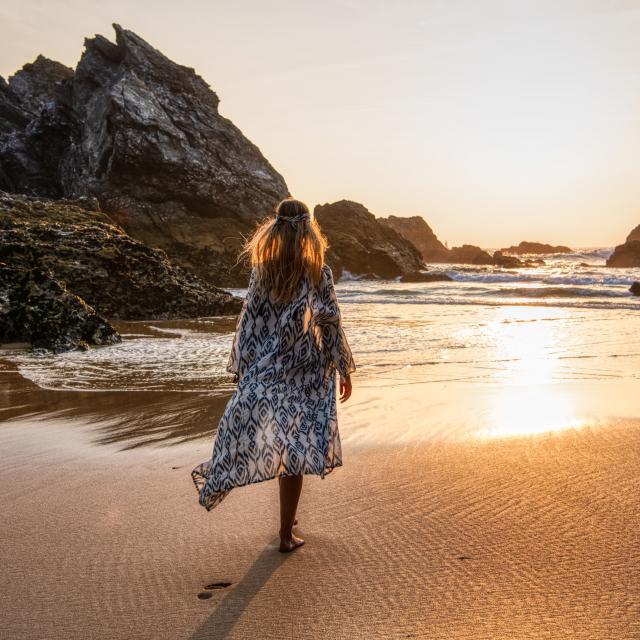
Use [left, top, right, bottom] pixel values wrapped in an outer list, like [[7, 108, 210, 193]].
[[339, 375, 352, 403]]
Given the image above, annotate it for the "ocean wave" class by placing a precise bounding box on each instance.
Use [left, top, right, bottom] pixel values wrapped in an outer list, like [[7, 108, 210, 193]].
[[490, 286, 630, 298]]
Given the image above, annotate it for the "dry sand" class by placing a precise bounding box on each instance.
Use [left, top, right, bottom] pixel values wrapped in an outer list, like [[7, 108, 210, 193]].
[[1, 371, 639, 639]]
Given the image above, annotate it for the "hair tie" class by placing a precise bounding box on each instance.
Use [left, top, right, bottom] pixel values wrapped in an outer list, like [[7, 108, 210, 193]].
[[275, 213, 310, 228]]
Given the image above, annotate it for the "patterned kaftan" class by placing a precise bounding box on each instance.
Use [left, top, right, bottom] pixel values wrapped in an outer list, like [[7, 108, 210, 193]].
[[192, 264, 356, 511]]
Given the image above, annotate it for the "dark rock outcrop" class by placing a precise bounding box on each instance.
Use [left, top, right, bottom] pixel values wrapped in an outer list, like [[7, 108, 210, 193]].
[[0, 24, 289, 286], [493, 251, 524, 268], [500, 241, 572, 254], [630, 281, 640, 296], [448, 244, 494, 265], [399, 271, 452, 283], [378, 215, 450, 262], [314, 200, 424, 279], [607, 240, 640, 267], [0, 191, 241, 319], [0, 263, 120, 352]]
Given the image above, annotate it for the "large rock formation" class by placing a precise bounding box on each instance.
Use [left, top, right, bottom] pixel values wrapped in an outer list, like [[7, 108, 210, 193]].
[[378, 215, 450, 262], [0, 24, 289, 286], [500, 241, 572, 254], [0, 191, 241, 320], [314, 201, 424, 279]]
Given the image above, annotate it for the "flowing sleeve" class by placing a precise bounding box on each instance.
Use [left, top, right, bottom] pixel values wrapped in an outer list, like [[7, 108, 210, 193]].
[[315, 265, 356, 379], [227, 268, 259, 378]]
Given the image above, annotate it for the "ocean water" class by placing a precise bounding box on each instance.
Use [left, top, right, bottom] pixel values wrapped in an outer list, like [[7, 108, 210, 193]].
[[3, 248, 639, 394]]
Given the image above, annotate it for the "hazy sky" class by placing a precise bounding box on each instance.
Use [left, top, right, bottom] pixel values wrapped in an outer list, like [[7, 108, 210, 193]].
[[2, 0, 640, 247]]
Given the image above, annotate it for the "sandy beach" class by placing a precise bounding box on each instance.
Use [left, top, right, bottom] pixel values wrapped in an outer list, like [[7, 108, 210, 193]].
[[1, 358, 639, 640]]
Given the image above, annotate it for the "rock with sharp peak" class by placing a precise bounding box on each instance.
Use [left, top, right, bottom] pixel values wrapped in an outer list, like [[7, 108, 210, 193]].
[[314, 200, 424, 279], [0, 24, 289, 286], [378, 215, 451, 262]]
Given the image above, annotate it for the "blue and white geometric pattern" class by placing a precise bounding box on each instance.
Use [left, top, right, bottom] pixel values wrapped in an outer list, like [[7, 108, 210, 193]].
[[192, 264, 356, 511]]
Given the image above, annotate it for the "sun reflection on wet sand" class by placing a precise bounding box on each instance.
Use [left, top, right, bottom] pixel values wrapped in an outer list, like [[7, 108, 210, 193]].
[[477, 306, 585, 438], [477, 385, 585, 439]]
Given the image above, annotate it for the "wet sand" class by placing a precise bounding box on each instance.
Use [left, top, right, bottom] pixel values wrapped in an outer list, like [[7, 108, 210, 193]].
[[1, 365, 639, 639]]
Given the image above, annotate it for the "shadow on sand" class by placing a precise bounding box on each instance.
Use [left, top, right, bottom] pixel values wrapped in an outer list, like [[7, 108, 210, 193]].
[[0, 359, 232, 448], [190, 540, 287, 640]]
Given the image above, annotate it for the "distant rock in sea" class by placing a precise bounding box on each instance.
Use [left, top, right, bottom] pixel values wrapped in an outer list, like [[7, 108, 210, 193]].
[[399, 271, 453, 283], [449, 244, 494, 265], [378, 215, 451, 262], [314, 200, 424, 279], [0, 191, 242, 326], [630, 281, 640, 296], [500, 241, 572, 254], [0, 24, 289, 286], [492, 251, 524, 268]]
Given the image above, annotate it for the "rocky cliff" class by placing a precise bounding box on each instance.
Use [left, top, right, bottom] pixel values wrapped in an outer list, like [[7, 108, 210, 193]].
[[378, 215, 450, 262], [0, 24, 289, 286], [0, 191, 241, 320], [314, 201, 424, 278]]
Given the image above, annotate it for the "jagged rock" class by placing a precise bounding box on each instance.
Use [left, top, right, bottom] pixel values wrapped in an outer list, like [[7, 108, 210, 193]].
[[630, 282, 640, 296], [449, 244, 494, 265], [399, 271, 453, 283], [607, 239, 640, 267], [378, 215, 450, 262], [500, 241, 572, 254], [0, 191, 242, 319], [0, 263, 121, 352], [0, 25, 289, 286], [627, 225, 640, 243], [314, 200, 424, 279]]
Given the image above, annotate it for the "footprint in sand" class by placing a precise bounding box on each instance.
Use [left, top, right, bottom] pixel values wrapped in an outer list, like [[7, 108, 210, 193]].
[[197, 582, 232, 599], [205, 581, 232, 589]]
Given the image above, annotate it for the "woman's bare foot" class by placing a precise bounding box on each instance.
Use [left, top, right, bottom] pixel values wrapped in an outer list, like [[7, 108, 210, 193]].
[[279, 531, 305, 553]]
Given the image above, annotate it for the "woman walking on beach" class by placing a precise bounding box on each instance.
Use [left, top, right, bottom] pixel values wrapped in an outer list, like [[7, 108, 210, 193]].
[[192, 198, 355, 552]]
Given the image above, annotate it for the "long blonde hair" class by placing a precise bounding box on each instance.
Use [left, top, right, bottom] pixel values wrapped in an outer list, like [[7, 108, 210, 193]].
[[241, 198, 328, 303]]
